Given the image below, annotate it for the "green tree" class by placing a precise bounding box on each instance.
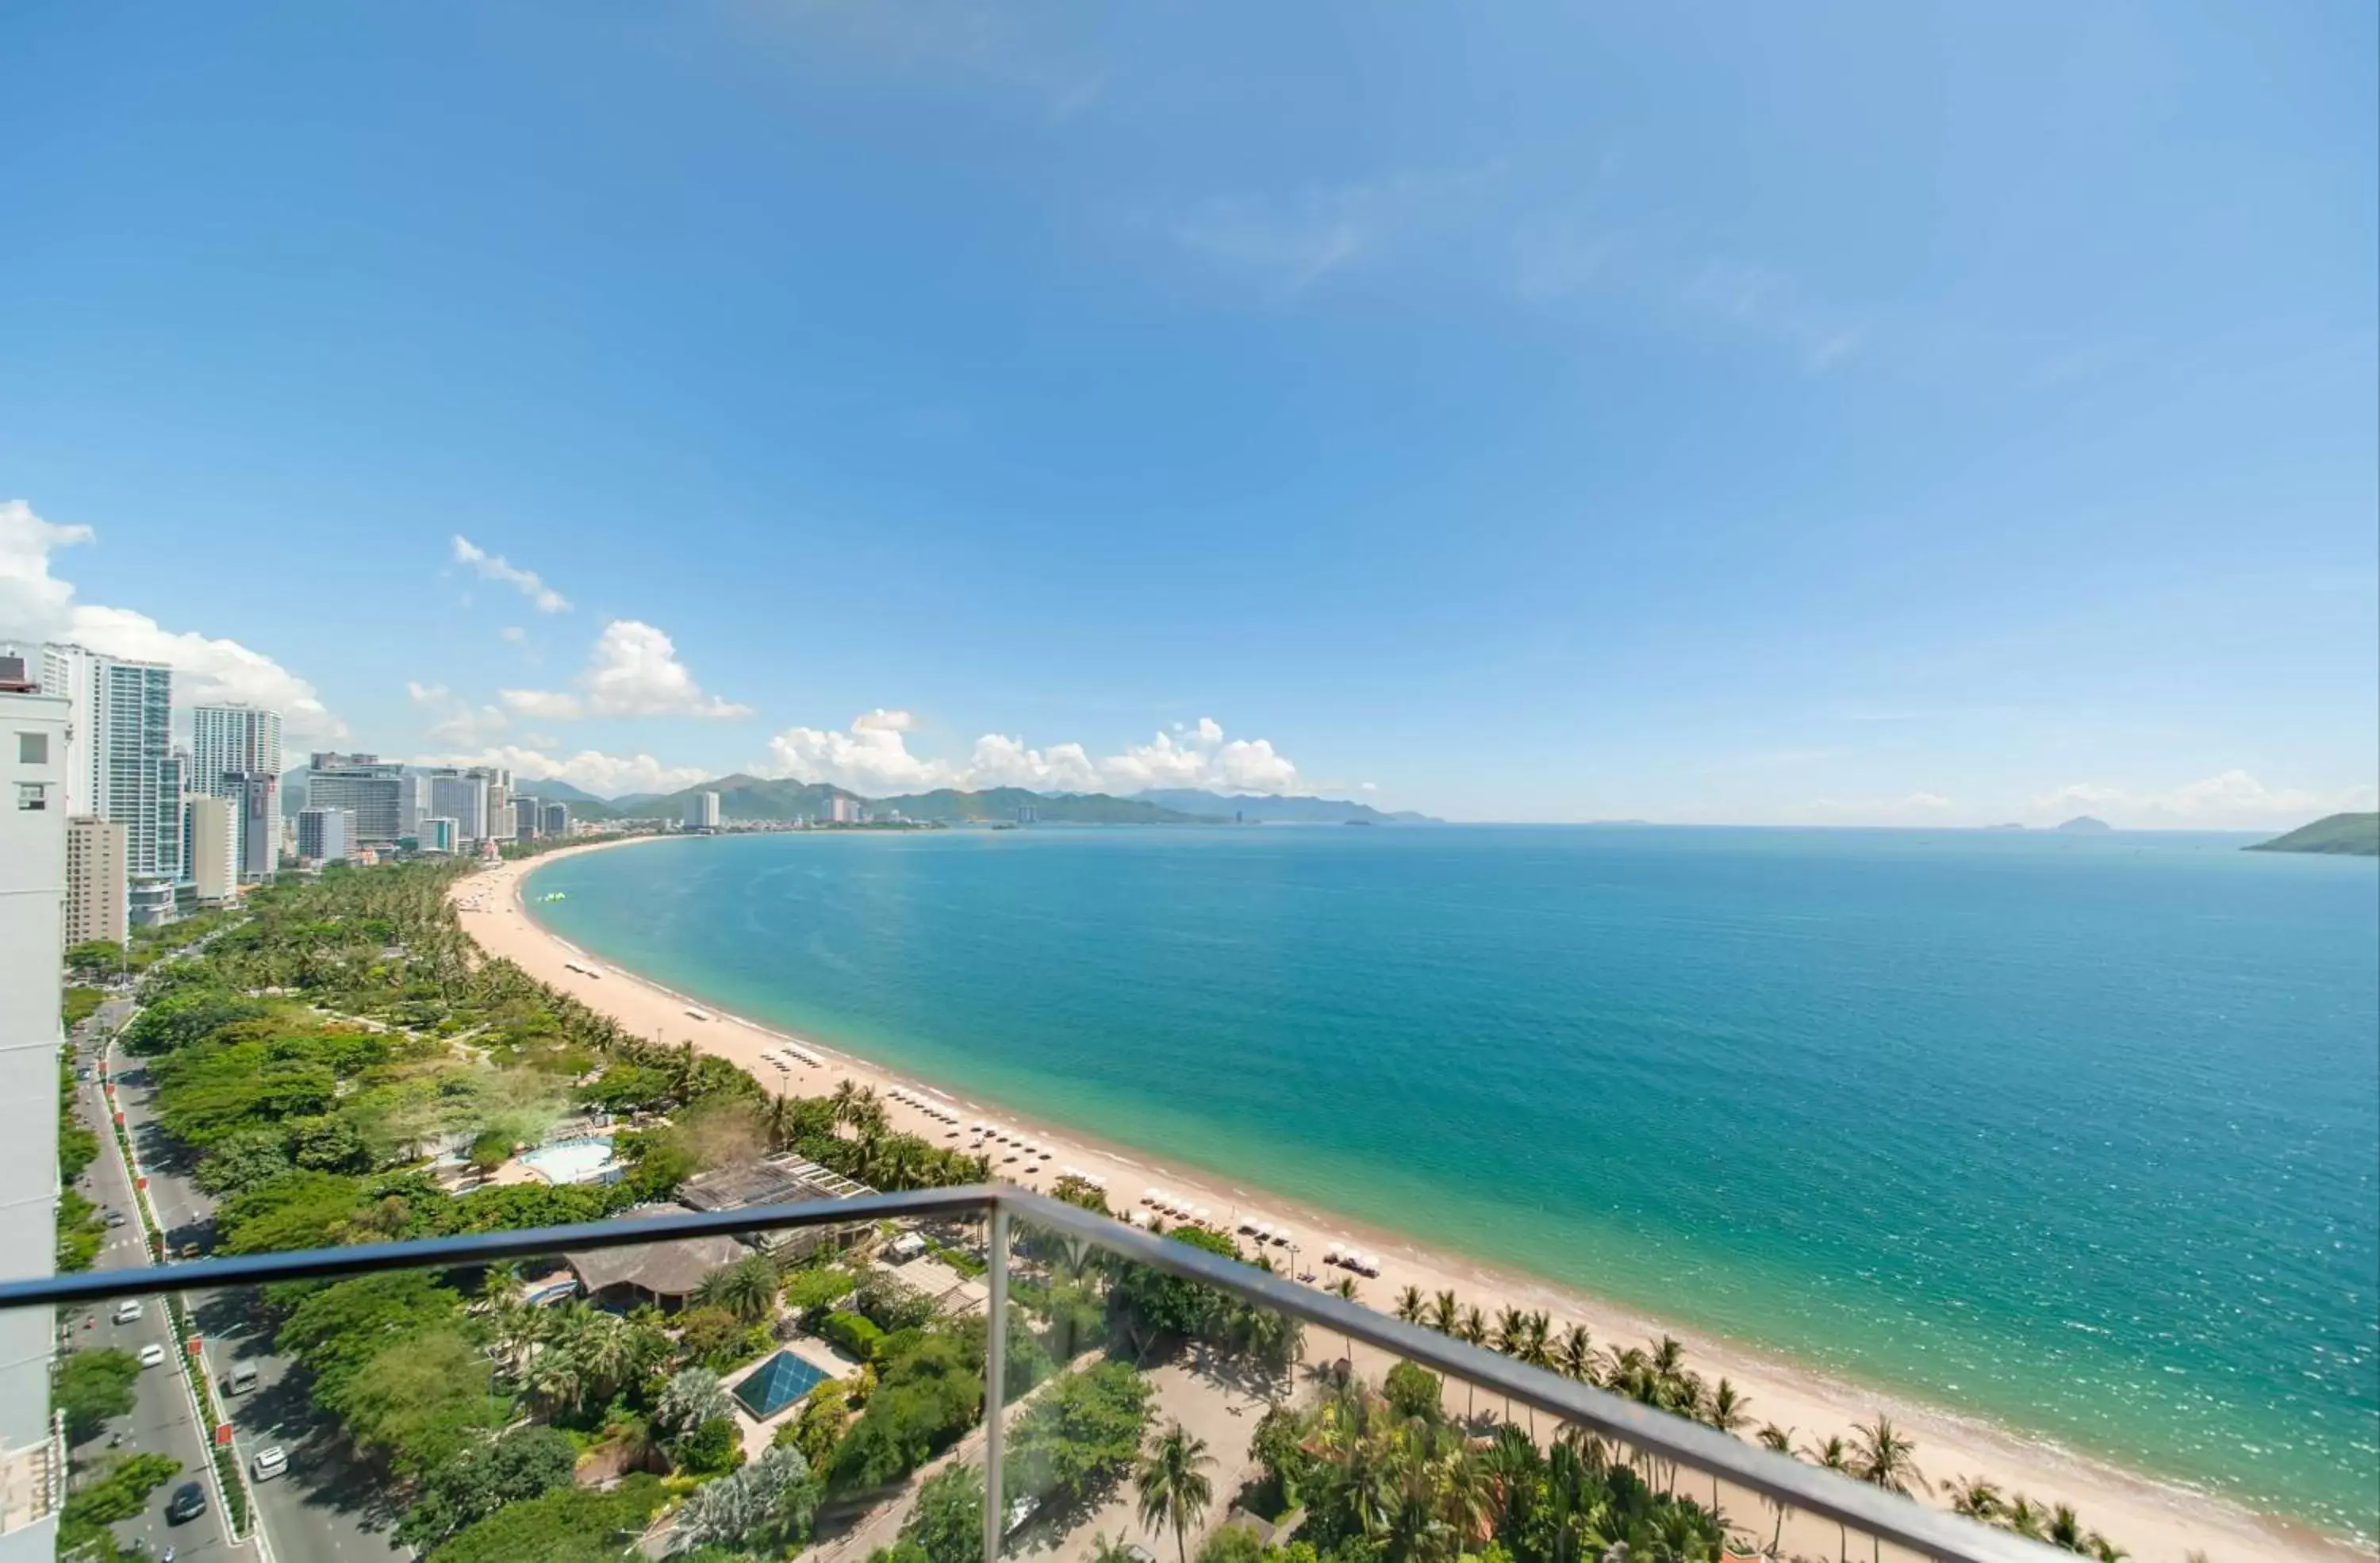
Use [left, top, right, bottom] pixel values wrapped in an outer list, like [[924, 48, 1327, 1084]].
[[1383, 1361, 1442, 1423], [1849, 1415, 1924, 1496], [397, 1425, 578, 1550], [1134, 1421, 1215, 1563], [60, 1452, 180, 1526], [658, 1366, 732, 1438], [55, 1349, 143, 1442], [428, 1475, 667, 1563], [901, 1462, 986, 1563], [693, 1253, 781, 1324], [1007, 1361, 1154, 1511], [64, 939, 129, 981]]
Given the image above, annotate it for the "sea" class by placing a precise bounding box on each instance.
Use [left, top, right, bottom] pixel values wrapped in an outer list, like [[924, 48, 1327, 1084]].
[[524, 825, 2380, 1540]]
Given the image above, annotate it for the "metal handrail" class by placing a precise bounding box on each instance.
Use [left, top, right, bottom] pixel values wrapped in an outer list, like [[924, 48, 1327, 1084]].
[[9, 1185, 2049, 1562]]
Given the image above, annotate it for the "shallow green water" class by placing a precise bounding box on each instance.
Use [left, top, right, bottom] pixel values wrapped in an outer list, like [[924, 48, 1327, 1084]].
[[528, 825, 2379, 1538]]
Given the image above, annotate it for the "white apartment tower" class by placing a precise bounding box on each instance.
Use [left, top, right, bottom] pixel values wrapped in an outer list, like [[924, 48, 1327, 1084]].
[[182, 793, 237, 904], [427, 770, 489, 842], [296, 806, 353, 865], [40, 644, 179, 889], [687, 790, 722, 831], [0, 654, 70, 1550]]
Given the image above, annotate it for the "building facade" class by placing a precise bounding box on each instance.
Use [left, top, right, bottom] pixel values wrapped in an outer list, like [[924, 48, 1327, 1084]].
[[0, 672, 70, 1546], [687, 790, 722, 831], [482, 768, 514, 843], [222, 770, 278, 881], [427, 771, 489, 843], [40, 643, 179, 886], [419, 816, 459, 854], [829, 795, 858, 824], [305, 753, 404, 843], [512, 795, 543, 839], [63, 817, 129, 947], [296, 807, 353, 865], [190, 705, 282, 805], [541, 801, 571, 836], [182, 793, 237, 904]]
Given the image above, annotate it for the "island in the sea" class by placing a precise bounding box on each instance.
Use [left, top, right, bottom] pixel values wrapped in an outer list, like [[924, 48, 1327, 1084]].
[[2245, 812, 2380, 857], [2057, 815, 2113, 832]]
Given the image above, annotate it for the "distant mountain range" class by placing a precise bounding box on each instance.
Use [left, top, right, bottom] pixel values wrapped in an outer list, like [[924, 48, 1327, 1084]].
[[1133, 789, 1438, 824], [281, 764, 1432, 828], [2245, 812, 2380, 857], [2056, 815, 2113, 832]]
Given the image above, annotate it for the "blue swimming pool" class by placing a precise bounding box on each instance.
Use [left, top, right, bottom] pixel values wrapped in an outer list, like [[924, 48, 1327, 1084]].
[[518, 1136, 623, 1185]]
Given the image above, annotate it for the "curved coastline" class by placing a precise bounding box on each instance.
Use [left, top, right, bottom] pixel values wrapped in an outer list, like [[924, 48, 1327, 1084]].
[[458, 837, 2369, 1563]]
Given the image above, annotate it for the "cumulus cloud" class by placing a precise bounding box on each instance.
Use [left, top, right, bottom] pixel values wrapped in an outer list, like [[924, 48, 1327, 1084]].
[[2, 499, 347, 741], [501, 619, 751, 720], [413, 744, 710, 798], [500, 625, 526, 644], [407, 680, 511, 747], [2029, 770, 2378, 829], [451, 536, 569, 613], [757, 712, 1302, 797]]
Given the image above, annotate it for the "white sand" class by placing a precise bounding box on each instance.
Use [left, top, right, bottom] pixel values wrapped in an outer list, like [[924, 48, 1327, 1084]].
[[455, 839, 2367, 1563]]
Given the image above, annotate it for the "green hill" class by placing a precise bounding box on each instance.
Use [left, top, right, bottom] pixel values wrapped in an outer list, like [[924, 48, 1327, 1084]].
[[880, 787, 1209, 824], [633, 775, 859, 822], [2244, 812, 2380, 857]]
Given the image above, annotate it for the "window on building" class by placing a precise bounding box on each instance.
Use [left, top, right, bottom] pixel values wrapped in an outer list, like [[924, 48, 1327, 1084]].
[[17, 732, 48, 764], [17, 782, 48, 810]]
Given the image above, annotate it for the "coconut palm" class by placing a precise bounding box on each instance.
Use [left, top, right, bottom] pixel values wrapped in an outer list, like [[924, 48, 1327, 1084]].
[[1801, 1434, 1854, 1563], [2045, 1504, 2086, 1550], [694, 1254, 782, 1324], [1429, 1290, 1461, 1335], [1756, 1425, 1797, 1553], [1491, 1306, 1530, 1356], [2003, 1495, 2049, 1539], [1555, 1323, 1595, 1383], [1940, 1476, 2005, 1522], [1394, 1285, 1426, 1325], [1135, 1422, 1215, 1563], [2086, 1536, 2129, 1563], [1702, 1377, 1751, 1435], [1848, 1415, 1924, 1496]]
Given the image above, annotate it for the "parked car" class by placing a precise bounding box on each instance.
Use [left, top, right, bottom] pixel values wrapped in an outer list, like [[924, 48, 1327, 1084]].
[[136, 1344, 166, 1369], [165, 1481, 207, 1523], [251, 1446, 287, 1482], [104, 1210, 127, 1228], [112, 1300, 142, 1324]]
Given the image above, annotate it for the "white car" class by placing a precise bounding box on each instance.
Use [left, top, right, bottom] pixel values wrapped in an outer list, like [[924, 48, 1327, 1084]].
[[136, 1344, 166, 1368], [252, 1446, 288, 1481], [112, 1300, 144, 1325]]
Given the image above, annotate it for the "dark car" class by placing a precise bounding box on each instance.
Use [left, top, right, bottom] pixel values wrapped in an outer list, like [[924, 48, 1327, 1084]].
[[165, 1481, 206, 1523]]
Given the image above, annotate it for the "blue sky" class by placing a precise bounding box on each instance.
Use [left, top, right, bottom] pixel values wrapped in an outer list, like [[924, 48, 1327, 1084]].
[[2, 1, 2374, 824]]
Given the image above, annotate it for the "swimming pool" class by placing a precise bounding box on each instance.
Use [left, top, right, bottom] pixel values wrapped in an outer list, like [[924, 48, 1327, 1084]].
[[734, 1350, 830, 1418], [518, 1136, 624, 1185]]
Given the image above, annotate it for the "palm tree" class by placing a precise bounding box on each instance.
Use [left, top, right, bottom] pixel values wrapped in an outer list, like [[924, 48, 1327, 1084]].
[[1555, 1323, 1595, 1383], [1849, 1415, 1924, 1496], [1327, 1276, 1362, 1363], [1429, 1290, 1460, 1335], [1134, 1422, 1215, 1563], [1394, 1285, 1426, 1325], [2003, 1495, 2049, 1540], [2086, 1536, 2129, 1563], [1702, 1377, 1751, 1435], [1756, 1425, 1797, 1554], [2045, 1504, 2086, 1550], [1454, 1307, 1488, 1421], [1491, 1305, 1529, 1356], [1940, 1476, 2005, 1523], [693, 1254, 781, 1324], [1801, 1434, 1853, 1563]]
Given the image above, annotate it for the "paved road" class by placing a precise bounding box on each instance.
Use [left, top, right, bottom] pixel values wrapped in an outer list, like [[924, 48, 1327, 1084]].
[[70, 1000, 249, 1561], [103, 1031, 415, 1563]]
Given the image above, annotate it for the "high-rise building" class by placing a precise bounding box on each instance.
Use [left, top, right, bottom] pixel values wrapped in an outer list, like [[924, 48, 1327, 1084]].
[[419, 816, 459, 854], [428, 770, 489, 842], [306, 753, 404, 843], [512, 796, 543, 839], [0, 666, 71, 1535], [190, 705, 282, 801], [296, 807, 353, 865], [482, 768, 514, 842], [40, 643, 179, 885], [541, 801, 571, 836], [64, 817, 129, 947], [829, 795, 859, 824], [687, 790, 722, 831], [182, 793, 237, 904], [223, 770, 278, 881]]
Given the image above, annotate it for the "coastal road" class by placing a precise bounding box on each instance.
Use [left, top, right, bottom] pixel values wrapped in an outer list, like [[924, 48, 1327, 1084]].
[[102, 1017, 413, 1563], [71, 1003, 249, 1562]]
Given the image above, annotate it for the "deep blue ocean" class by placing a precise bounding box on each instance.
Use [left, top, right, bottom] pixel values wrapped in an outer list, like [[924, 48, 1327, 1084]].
[[525, 826, 2379, 1537]]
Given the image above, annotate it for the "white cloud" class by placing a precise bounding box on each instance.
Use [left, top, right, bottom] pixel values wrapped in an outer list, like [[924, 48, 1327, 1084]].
[[1682, 260, 1868, 374], [413, 744, 709, 798], [451, 536, 569, 613], [757, 712, 1303, 797], [1166, 167, 1501, 299], [1360, 782, 1378, 792], [763, 717, 959, 794], [2, 499, 347, 742], [2029, 770, 2378, 830], [500, 626, 527, 644], [407, 679, 510, 747], [967, 732, 1101, 793], [501, 619, 751, 720]]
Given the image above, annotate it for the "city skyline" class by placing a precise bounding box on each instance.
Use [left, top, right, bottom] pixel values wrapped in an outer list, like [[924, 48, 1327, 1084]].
[[2, 2, 2374, 828]]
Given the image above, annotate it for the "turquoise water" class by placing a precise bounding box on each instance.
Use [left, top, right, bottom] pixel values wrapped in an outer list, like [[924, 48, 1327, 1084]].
[[526, 826, 2379, 1537]]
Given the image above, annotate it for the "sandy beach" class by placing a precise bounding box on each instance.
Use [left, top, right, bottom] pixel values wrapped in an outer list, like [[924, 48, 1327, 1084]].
[[455, 839, 2366, 1563]]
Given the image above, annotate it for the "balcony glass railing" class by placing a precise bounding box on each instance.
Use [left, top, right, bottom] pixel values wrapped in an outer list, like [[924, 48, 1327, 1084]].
[[14, 1189, 2057, 1563]]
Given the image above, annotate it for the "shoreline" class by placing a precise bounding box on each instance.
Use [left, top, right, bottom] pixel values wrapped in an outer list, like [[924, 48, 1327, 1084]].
[[457, 836, 2370, 1563]]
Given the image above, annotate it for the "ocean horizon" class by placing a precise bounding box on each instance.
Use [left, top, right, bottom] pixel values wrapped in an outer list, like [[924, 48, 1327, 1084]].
[[523, 824, 2380, 1541]]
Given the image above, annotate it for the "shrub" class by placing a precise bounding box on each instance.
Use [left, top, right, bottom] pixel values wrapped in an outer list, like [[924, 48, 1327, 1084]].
[[670, 1415, 743, 1477], [1384, 1360, 1442, 1422], [821, 1309, 885, 1361]]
